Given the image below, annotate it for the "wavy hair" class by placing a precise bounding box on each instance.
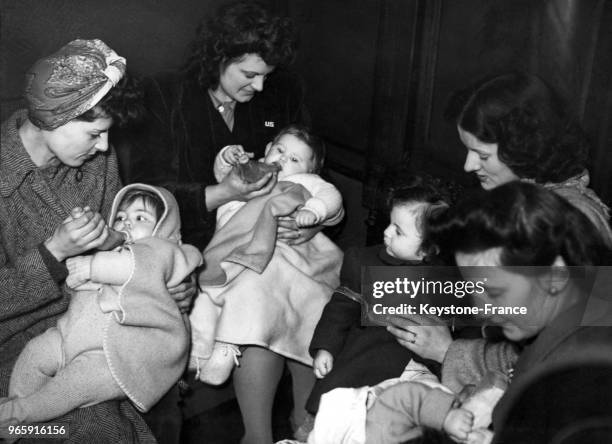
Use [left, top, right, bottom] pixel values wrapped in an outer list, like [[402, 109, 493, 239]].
[[428, 181, 605, 267], [387, 175, 452, 264], [184, 1, 297, 89], [75, 74, 145, 128], [446, 72, 590, 183]]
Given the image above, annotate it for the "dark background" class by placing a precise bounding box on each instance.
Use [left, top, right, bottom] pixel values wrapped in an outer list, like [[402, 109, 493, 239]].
[[2, 0, 611, 246], [2, 1, 611, 440]]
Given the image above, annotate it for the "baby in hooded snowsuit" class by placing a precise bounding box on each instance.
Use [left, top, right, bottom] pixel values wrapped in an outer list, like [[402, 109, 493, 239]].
[[0, 184, 202, 425]]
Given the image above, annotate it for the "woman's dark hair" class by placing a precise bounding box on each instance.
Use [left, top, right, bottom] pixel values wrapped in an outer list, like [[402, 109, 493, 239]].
[[118, 189, 165, 221], [428, 181, 605, 267], [446, 72, 590, 183], [387, 175, 451, 263], [184, 1, 298, 89], [273, 124, 326, 173], [75, 74, 145, 128]]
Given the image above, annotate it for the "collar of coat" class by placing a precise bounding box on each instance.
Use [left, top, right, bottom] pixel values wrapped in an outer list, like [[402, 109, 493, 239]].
[[0, 109, 105, 197]]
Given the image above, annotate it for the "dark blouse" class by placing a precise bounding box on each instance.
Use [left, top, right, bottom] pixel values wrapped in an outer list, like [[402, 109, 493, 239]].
[[123, 69, 308, 250]]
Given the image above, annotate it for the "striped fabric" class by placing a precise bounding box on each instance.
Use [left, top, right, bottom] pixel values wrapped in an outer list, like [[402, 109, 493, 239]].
[[0, 110, 156, 443]]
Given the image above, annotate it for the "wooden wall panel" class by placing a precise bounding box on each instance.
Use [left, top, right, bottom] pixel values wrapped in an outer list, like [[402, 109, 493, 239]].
[[415, 0, 537, 185], [289, 0, 381, 176], [411, 0, 612, 204]]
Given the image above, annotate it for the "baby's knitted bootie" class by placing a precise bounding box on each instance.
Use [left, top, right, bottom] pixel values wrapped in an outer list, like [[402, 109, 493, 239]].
[[196, 342, 241, 386]]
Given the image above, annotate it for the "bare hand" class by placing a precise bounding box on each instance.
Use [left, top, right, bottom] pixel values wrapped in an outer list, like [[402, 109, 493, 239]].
[[222, 145, 252, 165], [45, 206, 109, 261], [168, 273, 197, 313], [207, 168, 278, 211], [277, 216, 323, 245], [313, 349, 334, 378], [294, 209, 318, 227], [386, 314, 453, 363], [443, 408, 474, 442]]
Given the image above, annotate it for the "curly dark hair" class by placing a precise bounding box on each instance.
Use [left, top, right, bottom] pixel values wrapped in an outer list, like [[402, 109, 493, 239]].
[[184, 1, 298, 89], [446, 72, 591, 183], [272, 124, 326, 174], [75, 74, 145, 128], [428, 181, 605, 268], [386, 175, 452, 264]]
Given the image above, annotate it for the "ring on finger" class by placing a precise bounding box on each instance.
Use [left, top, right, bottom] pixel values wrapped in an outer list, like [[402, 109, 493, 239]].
[[408, 330, 417, 344]]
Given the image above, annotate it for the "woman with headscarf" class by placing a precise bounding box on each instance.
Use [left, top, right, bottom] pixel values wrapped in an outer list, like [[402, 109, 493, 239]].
[[0, 38, 187, 442]]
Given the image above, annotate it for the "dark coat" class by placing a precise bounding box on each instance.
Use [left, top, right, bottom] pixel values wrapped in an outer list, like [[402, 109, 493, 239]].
[[492, 301, 612, 441], [306, 245, 439, 414], [0, 111, 120, 370], [123, 70, 308, 250]]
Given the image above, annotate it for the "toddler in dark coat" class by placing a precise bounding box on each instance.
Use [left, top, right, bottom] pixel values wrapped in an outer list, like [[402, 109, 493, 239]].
[[305, 177, 451, 421]]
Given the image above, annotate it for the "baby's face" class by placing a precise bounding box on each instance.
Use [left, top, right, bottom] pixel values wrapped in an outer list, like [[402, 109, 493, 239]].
[[383, 203, 424, 261], [112, 198, 158, 241], [263, 134, 315, 179]]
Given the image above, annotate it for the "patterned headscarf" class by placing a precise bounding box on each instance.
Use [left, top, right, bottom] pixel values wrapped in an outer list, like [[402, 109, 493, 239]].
[[24, 39, 126, 130]]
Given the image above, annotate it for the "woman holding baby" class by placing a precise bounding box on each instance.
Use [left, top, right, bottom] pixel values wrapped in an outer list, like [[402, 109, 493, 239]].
[[380, 72, 612, 442], [126, 2, 331, 443], [0, 38, 165, 442], [390, 72, 612, 360], [127, 1, 312, 251]]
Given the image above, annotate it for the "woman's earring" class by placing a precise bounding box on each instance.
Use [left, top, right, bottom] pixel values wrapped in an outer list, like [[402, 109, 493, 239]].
[[549, 286, 559, 295]]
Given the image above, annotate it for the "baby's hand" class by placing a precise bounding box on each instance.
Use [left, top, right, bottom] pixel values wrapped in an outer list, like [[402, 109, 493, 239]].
[[294, 209, 318, 228], [65, 255, 93, 289], [222, 145, 252, 165], [313, 349, 334, 378], [443, 408, 474, 443]]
